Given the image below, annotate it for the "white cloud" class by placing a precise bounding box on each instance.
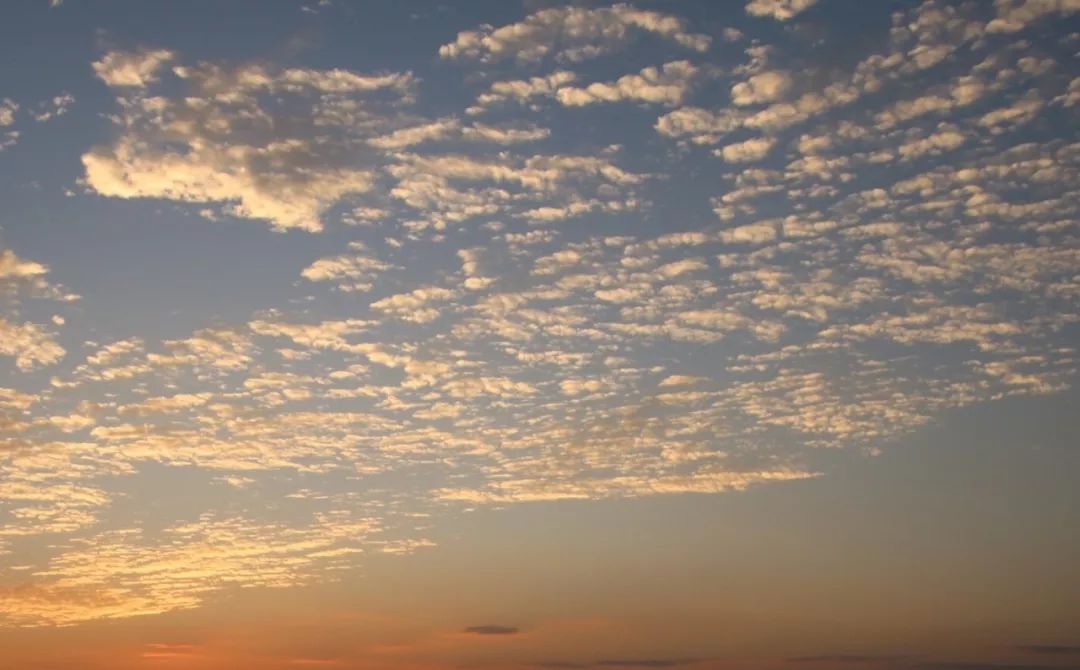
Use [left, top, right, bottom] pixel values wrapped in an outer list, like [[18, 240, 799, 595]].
[[533, 248, 584, 275], [92, 49, 174, 88], [556, 61, 697, 107], [84, 138, 373, 233], [655, 106, 743, 145], [719, 221, 779, 243], [745, 0, 819, 21], [718, 136, 776, 162], [300, 243, 392, 292], [0, 387, 35, 410], [731, 70, 793, 106], [5, 1, 1080, 631], [897, 125, 966, 159], [0, 98, 17, 126], [0, 249, 48, 279], [370, 118, 551, 148], [469, 71, 577, 113], [977, 93, 1044, 132]]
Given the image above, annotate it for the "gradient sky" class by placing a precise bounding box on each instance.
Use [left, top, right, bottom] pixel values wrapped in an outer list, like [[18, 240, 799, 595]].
[[1, 0, 1080, 668]]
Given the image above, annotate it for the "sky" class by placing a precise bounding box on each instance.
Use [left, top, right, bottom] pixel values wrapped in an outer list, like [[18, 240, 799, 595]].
[[1, 0, 1079, 667]]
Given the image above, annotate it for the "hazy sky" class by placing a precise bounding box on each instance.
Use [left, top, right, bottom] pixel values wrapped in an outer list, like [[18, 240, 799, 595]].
[[1, 0, 1079, 668]]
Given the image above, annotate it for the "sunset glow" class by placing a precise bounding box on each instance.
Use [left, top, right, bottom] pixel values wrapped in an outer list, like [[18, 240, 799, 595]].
[[1, 1, 1079, 668]]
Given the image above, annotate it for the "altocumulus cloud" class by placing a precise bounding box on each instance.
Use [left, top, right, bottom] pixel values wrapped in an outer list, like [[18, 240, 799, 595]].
[[1, 0, 1079, 631]]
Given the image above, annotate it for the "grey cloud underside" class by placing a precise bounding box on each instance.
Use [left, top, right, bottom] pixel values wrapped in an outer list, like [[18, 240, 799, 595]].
[[1, 0, 1079, 627], [911, 664, 1067, 670], [533, 660, 699, 669], [1014, 646, 1080, 655], [464, 624, 520, 635], [788, 654, 914, 663]]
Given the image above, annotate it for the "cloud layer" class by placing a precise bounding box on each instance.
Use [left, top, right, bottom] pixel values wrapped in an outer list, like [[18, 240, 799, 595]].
[[1, 0, 1078, 628]]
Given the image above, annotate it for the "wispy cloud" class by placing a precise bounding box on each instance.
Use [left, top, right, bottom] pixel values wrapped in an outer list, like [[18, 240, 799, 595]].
[[1, 0, 1078, 634], [464, 625, 520, 635]]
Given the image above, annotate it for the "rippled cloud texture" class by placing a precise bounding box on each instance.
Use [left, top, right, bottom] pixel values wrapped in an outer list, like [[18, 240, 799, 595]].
[[0, 2, 1078, 660]]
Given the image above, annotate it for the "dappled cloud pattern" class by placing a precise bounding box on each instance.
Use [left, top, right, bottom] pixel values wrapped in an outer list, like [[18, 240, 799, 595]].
[[1, 0, 1079, 627]]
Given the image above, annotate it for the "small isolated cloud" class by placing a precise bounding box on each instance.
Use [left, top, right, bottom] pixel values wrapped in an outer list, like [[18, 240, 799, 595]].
[[92, 48, 174, 88], [789, 654, 911, 663], [464, 625, 519, 635], [535, 660, 697, 669], [556, 61, 697, 107], [1015, 645, 1080, 655], [0, 99, 18, 126], [731, 70, 793, 106], [912, 663, 1060, 670], [596, 660, 698, 668], [986, 0, 1080, 33], [140, 643, 202, 660], [717, 136, 776, 162]]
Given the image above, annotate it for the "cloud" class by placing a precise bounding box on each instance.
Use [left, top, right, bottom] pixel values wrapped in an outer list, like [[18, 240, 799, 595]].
[[0, 387, 35, 411], [1015, 645, 1080, 655], [84, 142, 373, 233], [745, 0, 819, 21], [912, 664, 1060, 670], [119, 392, 211, 415], [658, 375, 707, 387], [534, 248, 585, 275], [986, 0, 1080, 33], [719, 221, 778, 243], [897, 125, 966, 159], [717, 136, 776, 162], [731, 70, 793, 106], [92, 48, 174, 87], [439, 4, 710, 63], [370, 286, 457, 323], [655, 106, 743, 145], [386, 151, 643, 229], [0, 512, 383, 626], [248, 318, 369, 354], [463, 625, 519, 635], [30, 93, 75, 122], [977, 93, 1044, 133], [595, 661, 697, 669], [369, 118, 550, 149], [789, 654, 911, 663], [0, 246, 75, 303], [533, 660, 699, 669], [0, 99, 18, 126], [469, 70, 578, 113], [83, 52, 417, 232], [0, 92, 76, 151], [438, 470, 817, 503], [368, 118, 461, 149]]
